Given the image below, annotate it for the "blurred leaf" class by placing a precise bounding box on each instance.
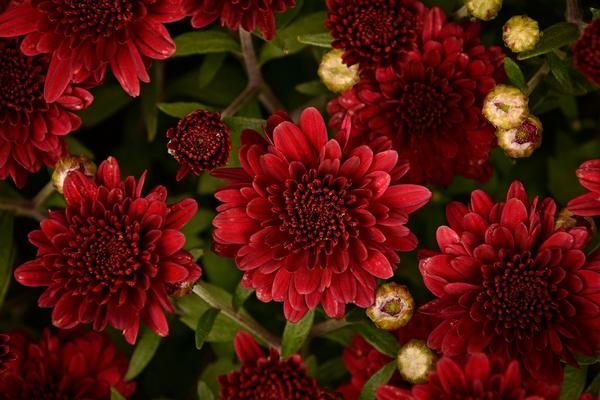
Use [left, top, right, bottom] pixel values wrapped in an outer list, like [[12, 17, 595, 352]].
[[110, 387, 126, 400], [504, 57, 528, 92], [575, 353, 599, 365], [518, 23, 580, 60], [304, 354, 318, 376], [587, 371, 600, 395], [189, 248, 204, 262], [198, 173, 227, 195], [157, 102, 214, 118], [353, 321, 400, 357], [197, 381, 215, 400], [297, 32, 333, 48], [223, 116, 266, 134], [282, 309, 315, 357], [79, 84, 133, 128], [0, 212, 15, 309], [592, 8, 600, 19], [296, 80, 329, 96], [547, 52, 573, 93], [359, 361, 397, 400], [559, 365, 587, 400], [275, 0, 304, 29], [196, 308, 221, 350], [64, 137, 95, 159], [202, 249, 242, 292], [232, 284, 254, 311], [174, 31, 241, 57], [142, 64, 162, 142], [125, 326, 162, 380], [321, 325, 355, 347], [200, 358, 236, 396], [316, 356, 349, 386], [199, 54, 227, 88]]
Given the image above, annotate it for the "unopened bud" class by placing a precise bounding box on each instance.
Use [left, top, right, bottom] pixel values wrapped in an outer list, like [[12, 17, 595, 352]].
[[166, 280, 196, 298], [503, 15, 541, 53], [483, 84, 528, 129], [465, 0, 502, 21], [366, 283, 414, 330], [496, 114, 542, 158], [52, 155, 97, 194], [396, 340, 436, 384], [318, 49, 360, 93], [555, 208, 596, 245]]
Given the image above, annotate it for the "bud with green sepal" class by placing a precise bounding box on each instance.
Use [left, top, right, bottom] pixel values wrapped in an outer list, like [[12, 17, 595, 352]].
[[503, 15, 541, 53], [465, 0, 502, 21], [496, 114, 542, 158], [396, 339, 437, 384], [482, 84, 528, 130], [318, 49, 360, 93], [366, 283, 415, 330], [52, 155, 97, 194]]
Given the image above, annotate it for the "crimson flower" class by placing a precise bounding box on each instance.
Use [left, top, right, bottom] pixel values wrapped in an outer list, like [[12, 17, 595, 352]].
[[212, 108, 431, 322], [325, 0, 425, 68], [328, 6, 505, 186], [419, 181, 600, 381], [0, 334, 15, 372], [166, 110, 231, 181], [218, 331, 324, 399], [14, 157, 202, 344], [183, 0, 296, 41], [0, 329, 135, 399], [573, 18, 600, 87], [0, 0, 184, 102], [568, 159, 600, 217], [0, 38, 92, 188], [376, 353, 553, 400]]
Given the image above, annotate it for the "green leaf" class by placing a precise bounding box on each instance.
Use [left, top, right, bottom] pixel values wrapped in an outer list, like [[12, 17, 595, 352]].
[[222, 116, 265, 135], [281, 309, 315, 357], [174, 31, 241, 57], [503, 58, 528, 92], [518, 23, 580, 60], [587, 371, 600, 395], [142, 63, 162, 142], [125, 327, 162, 380], [197, 381, 215, 400], [353, 322, 400, 357], [198, 54, 227, 89], [297, 32, 333, 48], [316, 357, 350, 386], [359, 361, 397, 400], [157, 102, 214, 118], [79, 84, 133, 128], [200, 359, 236, 396], [232, 284, 254, 311], [575, 353, 598, 365], [592, 8, 600, 19], [195, 308, 221, 350], [110, 387, 126, 400], [0, 212, 15, 309], [296, 80, 329, 96], [559, 365, 588, 400], [547, 52, 573, 93]]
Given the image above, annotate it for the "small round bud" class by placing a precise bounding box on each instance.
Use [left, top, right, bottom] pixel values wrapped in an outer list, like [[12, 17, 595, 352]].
[[503, 15, 541, 53], [496, 114, 542, 158], [555, 208, 596, 245], [482, 84, 528, 129], [366, 283, 415, 330], [465, 0, 502, 21], [396, 340, 437, 384], [318, 49, 360, 93], [52, 155, 97, 194]]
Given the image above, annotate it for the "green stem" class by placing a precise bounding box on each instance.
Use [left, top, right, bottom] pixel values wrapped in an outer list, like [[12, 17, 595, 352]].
[[526, 62, 550, 95], [0, 199, 45, 222], [566, 0, 585, 30], [192, 283, 281, 351], [310, 319, 349, 338], [33, 182, 55, 209]]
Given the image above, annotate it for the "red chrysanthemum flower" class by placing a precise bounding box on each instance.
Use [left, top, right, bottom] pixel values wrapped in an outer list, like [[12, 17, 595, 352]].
[[568, 159, 600, 217], [0, 38, 92, 188], [183, 0, 296, 41], [325, 0, 425, 68], [0, 329, 135, 399], [0, 334, 15, 372], [573, 18, 600, 87], [0, 0, 184, 102], [13, 157, 202, 344], [328, 6, 505, 186], [166, 110, 231, 181], [211, 108, 431, 322], [218, 331, 322, 399], [376, 353, 552, 400], [419, 181, 600, 382]]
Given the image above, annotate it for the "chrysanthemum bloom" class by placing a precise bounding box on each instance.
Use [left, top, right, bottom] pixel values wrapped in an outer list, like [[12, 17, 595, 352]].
[[419, 181, 600, 381], [166, 110, 231, 181], [574, 18, 600, 87], [325, 0, 425, 68], [212, 107, 431, 321], [328, 6, 505, 186], [183, 0, 295, 41], [14, 157, 202, 344], [0, 0, 185, 102], [219, 331, 322, 399], [0, 38, 92, 188], [568, 159, 600, 217], [0, 329, 135, 399], [0, 334, 15, 372], [376, 353, 551, 400]]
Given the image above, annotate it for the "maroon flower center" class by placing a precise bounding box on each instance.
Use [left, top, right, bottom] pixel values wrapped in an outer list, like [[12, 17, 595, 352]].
[[354, 7, 396, 47], [0, 40, 44, 114], [480, 252, 558, 339], [40, 0, 135, 40], [396, 82, 446, 133], [575, 20, 600, 78], [514, 120, 539, 144], [280, 170, 357, 253]]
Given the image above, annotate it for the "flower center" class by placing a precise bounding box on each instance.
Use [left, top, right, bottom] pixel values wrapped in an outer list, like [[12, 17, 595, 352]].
[[169, 117, 228, 167], [280, 170, 356, 253], [481, 252, 558, 339], [514, 119, 539, 144], [0, 40, 45, 114], [355, 7, 396, 46], [397, 82, 447, 133], [41, 0, 135, 40]]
